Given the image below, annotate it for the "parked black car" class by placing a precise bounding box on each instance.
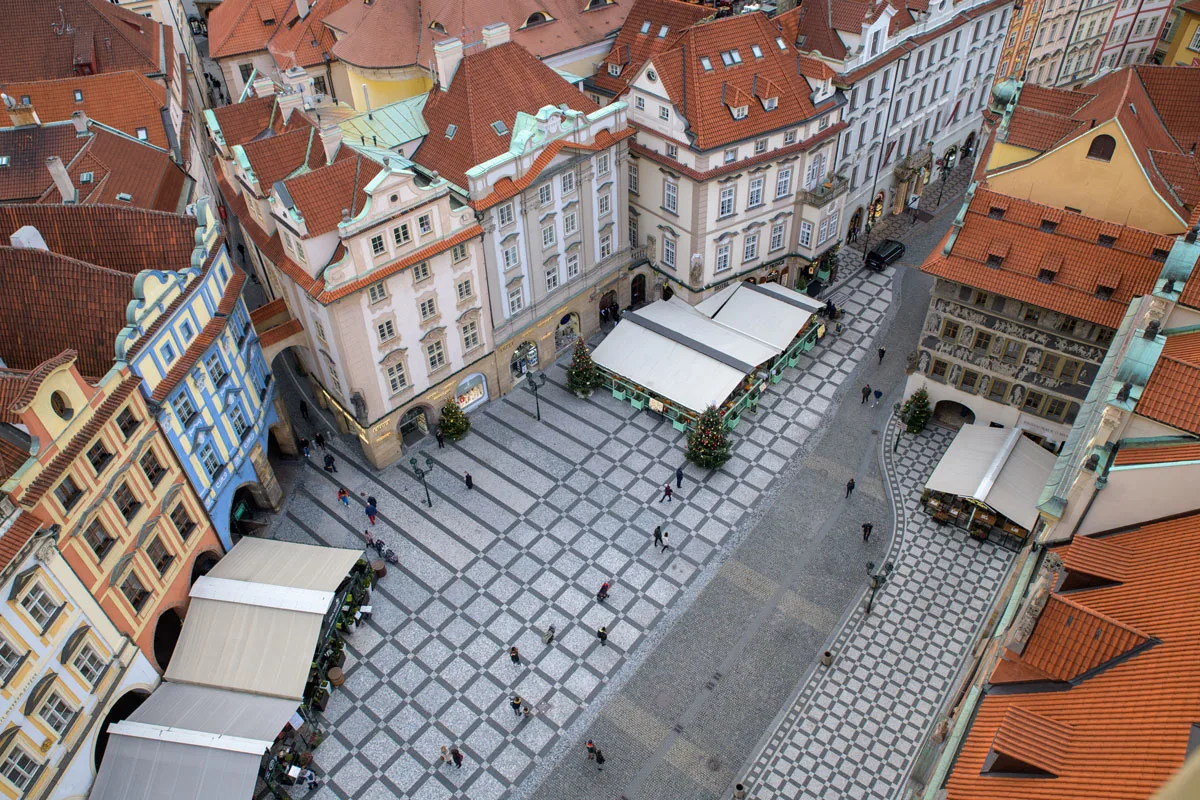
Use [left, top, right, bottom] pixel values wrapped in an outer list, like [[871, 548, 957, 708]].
[[866, 239, 905, 271]]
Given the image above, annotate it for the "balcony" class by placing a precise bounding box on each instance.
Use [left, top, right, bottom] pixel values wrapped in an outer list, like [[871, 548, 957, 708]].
[[799, 176, 849, 209]]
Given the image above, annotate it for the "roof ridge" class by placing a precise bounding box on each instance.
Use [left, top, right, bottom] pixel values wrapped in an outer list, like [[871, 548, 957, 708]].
[[1050, 593, 1149, 640]]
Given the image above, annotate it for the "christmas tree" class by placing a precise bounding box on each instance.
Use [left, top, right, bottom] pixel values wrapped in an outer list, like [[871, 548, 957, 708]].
[[686, 406, 732, 469], [565, 337, 603, 395], [438, 400, 471, 441], [901, 387, 932, 434]]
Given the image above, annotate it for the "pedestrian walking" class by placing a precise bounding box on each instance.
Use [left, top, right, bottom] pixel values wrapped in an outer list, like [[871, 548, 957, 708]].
[[299, 400, 309, 420], [862, 384, 871, 404], [365, 501, 377, 525], [542, 625, 556, 645], [595, 748, 606, 771], [521, 703, 533, 718], [675, 466, 684, 489], [440, 746, 451, 765], [878, 346, 887, 364], [597, 626, 608, 646], [661, 484, 673, 503], [862, 522, 873, 542], [450, 747, 464, 769], [315, 431, 326, 449], [846, 478, 856, 498], [436, 429, 445, 449], [586, 740, 596, 760], [298, 768, 319, 791], [653, 525, 664, 549], [367, 495, 377, 507], [337, 488, 350, 507], [510, 695, 523, 716], [323, 453, 337, 473], [872, 389, 883, 407], [300, 437, 310, 458], [464, 472, 473, 490], [596, 581, 611, 602], [509, 646, 520, 664], [660, 530, 670, 552]]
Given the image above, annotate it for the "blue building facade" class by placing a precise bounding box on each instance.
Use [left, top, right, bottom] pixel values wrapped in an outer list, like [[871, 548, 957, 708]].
[[115, 200, 283, 550]]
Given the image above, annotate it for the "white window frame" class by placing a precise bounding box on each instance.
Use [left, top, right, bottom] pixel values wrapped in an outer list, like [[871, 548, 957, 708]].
[[72, 643, 106, 686], [456, 279, 473, 302], [776, 167, 792, 199], [508, 287, 525, 314], [426, 340, 446, 371], [377, 319, 396, 341], [566, 252, 580, 280], [718, 186, 735, 218], [419, 298, 437, 321], [38, 690, 74, 734], [598, 194, 611, 216], [418, 214, 433, 234], [658, 105, 670, 120], [538, 183, 553, 207], [563, 211, 577, 236], [0, 745, 39, 791], [498, 203, 515, 227], [412, 261, 431, 282], [370, 234, 385, 256], [747, 177, 764, 208], [597, 153, 610, 176], [800, 221, 813, 247], [743, 233, 759, 262], [542, 224, 556, 249], [545, 265, 561, 291], [629, 162, 639, 194], [662, 237, 676, 268], [20, 584, 56, 629], [200, 445, 219, 477], [664, 180, 678, 213], [715, 243, 731, 273], [561, 171, 575, 195], [503, 246, 519, 270], [368, 281, 387, 304], [770, 223, 785, 252], [393, 224, 410, 246], [462, 320, 480, 351], [600, 233, 613, 259]]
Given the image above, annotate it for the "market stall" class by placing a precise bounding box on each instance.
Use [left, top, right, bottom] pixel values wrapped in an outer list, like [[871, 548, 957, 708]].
[[921, 425, 1055, 549]]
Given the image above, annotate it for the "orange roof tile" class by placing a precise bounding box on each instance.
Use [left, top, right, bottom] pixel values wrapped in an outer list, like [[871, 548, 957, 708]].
[[0, 436, 30, 483], [209, 94, 311, 147], [0, 72, 169, 148], [1019, 595, 1148, 682], [921, 186, 1171, 328], [1059, 534, 1131, 583], [1112, 441, 1200, 466], [1136, 330, 1200, 435], [0, 511, 43, 572], [240, 125, 327, 193], [257, 316, 303, 347], [281, 153, 381, 235], [266, 0, 347, 69], [948, 512, 1200, 799], [589, 0, 714, 97], [415, 41, 600, 191], [990, 706, 1076, 775], [318, 224, 482, 302], [208, 0, 290, 59]]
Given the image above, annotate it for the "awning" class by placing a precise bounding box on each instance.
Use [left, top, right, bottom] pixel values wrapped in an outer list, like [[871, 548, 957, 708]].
[[89, 734, 262, 800], [637, 298, 779, 368], [205, 537, 362, 592], [694, 281, 823, 351], [924, 426, 1057, 530]]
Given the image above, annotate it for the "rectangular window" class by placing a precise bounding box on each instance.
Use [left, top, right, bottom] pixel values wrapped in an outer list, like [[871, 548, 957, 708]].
[[462, 321, 480, 351], [598, 194, 611, 216], [83, 518, 115, 560], [628, 214, 638, 245], [230, 405, 249, 439], [206, 353, 228, 386], [941, 320, 960, 342], [538, 184, 553, 207], [411, 261, 431, 283], [370, 235, 385, 256], [629, 162, 639, 194], [747, 177, 764, 208], [561, 171, 576, 194], [600, 233, 613, 259], [498, 203, 514, 227], [139, 449, 166, 487], [663, 237, 676, 269], [120, 572, 151, 612], [664, 181, 678, 213], [452, 243, 468, 262], [393, 224, 410, 246], [1024, 390, 1045, 412], [147, 536, 173, 576], [0, 746, 39, 790], [799, 221, 813, 247], [775, 167, 792, 199], [754, 138, 767, 155], [636, 96, 645, 109], [743, 233, 759, 262], [1060, 359, 1082, 383], [55, 475, 83, 511], [456, 279, 473, 302], [566, 253, 580, 280], [770, 223, 785, 252], [508, 287, 524, 314], [20, 584, 56, 629], [563, 212, 577, 236], [724, 148, 738, 164], [659, 105, 670, 121], [666, 143, 678, 159], [960, 370, 979, 393], [719, 186, 735, 218], [169, 505, 195, 542], [116, 407, 138, 438], [426, 340, 447, 371], [784, 130, 796, 144], [198, 445, 219, 479], [417, 214, 432, 235], [973, 331, 993, 353], [173, 392, 197, 426], [931, 359, 948, 380], [386, 362, 407, 394], [419, 299, 437, 321], [987, 378, 1009, 402], [545, 266, 560, 292], [377, 319, 396, 342], [368, 282, 388, 304], [597, 153, 611, 176], [314, 319, 326, 342], [542, 225, 556, 249], [715, 243, 731, 273], [1002, 340, 1022, 364], [87, 441, 112, 473], [73, 643, 106, 686], [503, 246, 519, 270]]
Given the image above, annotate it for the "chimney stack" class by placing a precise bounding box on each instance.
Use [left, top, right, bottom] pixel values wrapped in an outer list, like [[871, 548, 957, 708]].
[[482, 22, 510, 49], [3, 94, 40, 128], [252, 75, 276, 97], [71, 110, 88, 136], [296, 0, 310, 18], [320, 123, 343, 164], [434, 38, 464, 91], [10, 225, 48, 251], [45, 157, 76, 204], [278, 88, 304, 123]]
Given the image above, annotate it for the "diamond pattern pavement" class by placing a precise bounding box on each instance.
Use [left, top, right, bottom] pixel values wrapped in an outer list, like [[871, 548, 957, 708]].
[[266, 269, 896, 799]]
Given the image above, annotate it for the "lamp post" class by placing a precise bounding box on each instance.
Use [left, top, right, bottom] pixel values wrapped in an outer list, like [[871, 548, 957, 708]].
[[934, 155, 954, 209], [410, 454, 434, 508], [865, 560, 895, 614], [527, 371, 548, 421], [893, 402, 905, 453]]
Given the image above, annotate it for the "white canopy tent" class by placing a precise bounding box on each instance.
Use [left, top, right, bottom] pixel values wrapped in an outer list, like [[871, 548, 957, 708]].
[[924, 426, 1056, 530], [694, 281, 824, 351]]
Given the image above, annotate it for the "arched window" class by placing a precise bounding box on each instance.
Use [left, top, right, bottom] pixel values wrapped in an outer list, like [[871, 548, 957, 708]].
[[585, 0, 610, 10], [523, 11, 553, 27], [1086, 134, 1115, 162]]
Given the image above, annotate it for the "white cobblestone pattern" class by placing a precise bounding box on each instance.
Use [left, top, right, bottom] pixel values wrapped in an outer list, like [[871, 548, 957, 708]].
[[267, 271, 895, 799]]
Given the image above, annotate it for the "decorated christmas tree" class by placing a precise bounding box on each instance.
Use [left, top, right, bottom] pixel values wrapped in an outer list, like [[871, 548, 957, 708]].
[[686, 406, 732, 469], [438, 400, 470, 441], [565, 337, 603, 395], [901, 387, 932, 434]]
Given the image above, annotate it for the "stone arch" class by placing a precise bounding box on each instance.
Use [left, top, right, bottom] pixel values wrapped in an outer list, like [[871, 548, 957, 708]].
[[94, 689, 151, 771], [630, 272, 648, 308], [933, 399, 976, 429], [152, 605, 185, 671], [399, 404, 433, 446], [190, 549, 222, 586]]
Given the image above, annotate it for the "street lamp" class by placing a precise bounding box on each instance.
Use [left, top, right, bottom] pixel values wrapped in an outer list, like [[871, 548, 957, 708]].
[[934, 156, 954, 209], [865, 560, 895, 615], [409, 454, 434, 508], [527, 371, 548, 421], [893, 401, 904, 453]]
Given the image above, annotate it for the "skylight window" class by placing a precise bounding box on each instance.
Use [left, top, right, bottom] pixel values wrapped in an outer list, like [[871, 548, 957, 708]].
[[446, 123, 457, 139], [491, 120, 509, 136], [777, 37, 787, 50], [0, 156, 9, 167], [80, 171, 93, 183], [730, 49, 742, 63], [73, 90, 83, 102], [751, 44, 763, 58], [658, 24, 669, 38], [720, 51, 734, 66], [640, 20, 651, 33], [700, 57, 713, 71], [117, 192, 133, 202]]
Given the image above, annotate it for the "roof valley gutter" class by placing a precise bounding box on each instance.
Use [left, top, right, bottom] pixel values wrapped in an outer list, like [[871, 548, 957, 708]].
[[622, 308, 757, 373], [978, 426, 1023, 500]]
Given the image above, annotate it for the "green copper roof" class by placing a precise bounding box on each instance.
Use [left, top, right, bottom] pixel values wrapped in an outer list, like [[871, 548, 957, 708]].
[[339, 94, 429, 150]]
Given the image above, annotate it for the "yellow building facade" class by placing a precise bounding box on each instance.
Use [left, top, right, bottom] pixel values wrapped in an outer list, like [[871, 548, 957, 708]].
[[1162, 1, 1200, 66]]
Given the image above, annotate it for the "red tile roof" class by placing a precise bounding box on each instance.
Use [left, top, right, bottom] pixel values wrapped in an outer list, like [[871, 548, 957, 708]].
[[920, 186, 1172, 328], [645, 12, 828, 151], [208, 0, 291, 59], [1136, 330, 1200, 436], [0, 437, 30, 483], [0, 0, 167, 82], [415, 41, 600, 191], [776, 5, 846, 61], [947, 512, 1200, 799], [258, 316, 303, 347], [1018, 595, 1149, 682], [0, 511, 43, 572], [324, 0, 626, 71], [0, 72, 169, 148], [590, 0, 714, 97], [240, 125, 327, 193], [1112, 441, 1200, 466], [281, 152, 381, 235], [267, 0, 348, 69], [209, 94, 311, 147]]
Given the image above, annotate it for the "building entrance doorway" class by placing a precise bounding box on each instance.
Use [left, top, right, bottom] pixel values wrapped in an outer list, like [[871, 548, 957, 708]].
[[399, 406, 430, 445]]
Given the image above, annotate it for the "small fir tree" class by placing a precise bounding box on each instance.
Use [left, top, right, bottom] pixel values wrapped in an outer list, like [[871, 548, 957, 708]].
[[438, 400, 471, 441], [565, 337, 603, 395], [901, 387, 933, 434], [686, 406, 732, 469]]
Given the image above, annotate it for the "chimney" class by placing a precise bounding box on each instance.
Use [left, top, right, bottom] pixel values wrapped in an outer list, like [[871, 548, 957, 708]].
[[482, 22, 511, 49], [252, 75, 276, 97], [434, 38, 464, 90], [71, 110, 88, 136], [10, 225, 48, 251], [3, 94, 39, 128], [296, 0, 310, 18], [320, 123, 342, 163], [45, 157, 76, 204], [278, 89, 304, 123]]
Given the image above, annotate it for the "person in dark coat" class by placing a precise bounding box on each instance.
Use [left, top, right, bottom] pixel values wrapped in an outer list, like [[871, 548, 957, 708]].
[[436, 429, 445, 449], [597, 627, 608, 646], [464, 472, 473, 489], [878, 346, 887, 364], [675, 466, 684, 489], [450, 748, 464, 768], [653, 526, 664, 549], [323, 453, 337, 473], [862, 384, 871, 404], [862, 522, 873, 542], [299, 399, 309, 420], [315, 431, 326, 449], [846, 478, 855, 498], [661, 484, 673, 503]]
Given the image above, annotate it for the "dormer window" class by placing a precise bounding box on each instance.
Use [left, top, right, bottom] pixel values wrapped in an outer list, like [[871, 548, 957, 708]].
[[1040, 219, 1058, 232], [73, 90, 83, 102], [720, 49, 742, 66], [731, 105, 748, 119], [763, 97, 778, 111], [608, 63, 621, 77], [585, 0, 610, 10], [751, 44, 763, 58], [1098, 234, 1117, 247], [988, 206, 1006, 219], [430, 20, 446, 33], [1151, 247, 1169, 262], [523, 11, 552, 26], [639, 20, 651, 33], [776, 37, 787, 50], [1038, 268, 1056, 282], [700, 57, 713, 71], [1096, 285, 1114, 300], [987, 254, 1004, 267]]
